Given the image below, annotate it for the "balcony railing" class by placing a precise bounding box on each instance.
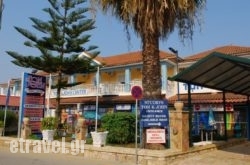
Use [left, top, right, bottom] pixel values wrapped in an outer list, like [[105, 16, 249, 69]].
[[48, 80, 175, 98], [49, 82, 141, 98], [0, 80, 176, 98]]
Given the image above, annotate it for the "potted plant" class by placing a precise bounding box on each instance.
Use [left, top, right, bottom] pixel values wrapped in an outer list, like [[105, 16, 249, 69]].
[[0, 120, 4, 136], [91, 127, 108, 147], [41, 117, 57, 141]]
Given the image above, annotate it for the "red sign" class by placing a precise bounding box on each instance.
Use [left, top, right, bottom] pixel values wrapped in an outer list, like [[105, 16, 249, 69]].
[[131, 86, 142, 99], [195, 104, 200, 111]]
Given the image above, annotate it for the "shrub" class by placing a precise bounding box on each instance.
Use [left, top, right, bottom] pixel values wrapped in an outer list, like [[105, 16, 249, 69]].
[[41, 117, 57, 130], [0, 120, 4, 127], [100, 112, 136, 144], [0, 110, 18, 127]]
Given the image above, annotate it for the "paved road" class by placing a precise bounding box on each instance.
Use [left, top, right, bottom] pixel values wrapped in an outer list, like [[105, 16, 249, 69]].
[[0, 147, 133, 165], [1, 141, 249, 165], [171, 142, 250, 165]]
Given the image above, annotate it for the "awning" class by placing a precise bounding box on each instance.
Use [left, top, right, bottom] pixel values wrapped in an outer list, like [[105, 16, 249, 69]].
[[169, 52, 250, 96]]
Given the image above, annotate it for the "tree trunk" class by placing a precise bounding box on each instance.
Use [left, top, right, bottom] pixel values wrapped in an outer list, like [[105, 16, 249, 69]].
[[141, 31, 165, 150], [55, 71, 62, 126], [142, 37, 161, 100]]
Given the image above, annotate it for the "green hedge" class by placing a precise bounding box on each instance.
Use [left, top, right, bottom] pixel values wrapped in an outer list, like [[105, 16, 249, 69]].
[[100, 112, 136, 144], [0, 110, 18, 127]]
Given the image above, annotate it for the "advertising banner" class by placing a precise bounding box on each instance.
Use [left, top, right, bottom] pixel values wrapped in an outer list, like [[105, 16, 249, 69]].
[[19, 73, 46, 133]]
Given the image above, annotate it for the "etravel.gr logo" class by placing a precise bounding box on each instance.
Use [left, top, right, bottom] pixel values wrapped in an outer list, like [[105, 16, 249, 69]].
[[9, 137, 85, 155]]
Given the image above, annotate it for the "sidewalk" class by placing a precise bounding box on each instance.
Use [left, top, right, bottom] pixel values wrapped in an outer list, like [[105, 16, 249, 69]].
[[171, 141, 250, 165], [0, 136, 248, 165]]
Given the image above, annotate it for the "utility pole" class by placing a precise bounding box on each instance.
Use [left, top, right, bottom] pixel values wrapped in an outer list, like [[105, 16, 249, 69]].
[[169, 47, 180, 101]]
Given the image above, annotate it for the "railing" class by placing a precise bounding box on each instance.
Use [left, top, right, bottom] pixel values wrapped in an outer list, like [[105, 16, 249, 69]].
[[49, 82, 143, 98], [1, 80, 175, 98]]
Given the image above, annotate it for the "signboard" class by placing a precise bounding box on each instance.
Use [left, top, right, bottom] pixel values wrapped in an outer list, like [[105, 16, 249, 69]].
[[180, 82, 219, 94], [140, 100, 169, 127], [20, 73, 46, 133], [193, 103, 234, 112], [115, 104, 131, 111], [131, 86, 142, 99], [146, 129, 166, 143]]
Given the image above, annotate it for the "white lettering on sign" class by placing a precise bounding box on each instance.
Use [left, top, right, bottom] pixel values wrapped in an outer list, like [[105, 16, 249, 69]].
[[180, 82, 219, 94], [26, 75, 45, 90], [51, 89, 88, 98], [140, 99, 169, 127]]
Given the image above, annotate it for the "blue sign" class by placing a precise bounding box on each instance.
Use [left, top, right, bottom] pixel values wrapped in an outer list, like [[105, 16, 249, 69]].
[[140, 100, 169, 127], [19, 73, 46, 133]]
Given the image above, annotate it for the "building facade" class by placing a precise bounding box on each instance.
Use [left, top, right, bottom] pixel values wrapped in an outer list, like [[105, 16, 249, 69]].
[[1, 45, 250, 139]]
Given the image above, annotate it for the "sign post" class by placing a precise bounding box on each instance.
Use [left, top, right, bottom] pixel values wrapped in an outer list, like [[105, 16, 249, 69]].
[[131, 85, 142, 165], [18, 72, 46, 138]]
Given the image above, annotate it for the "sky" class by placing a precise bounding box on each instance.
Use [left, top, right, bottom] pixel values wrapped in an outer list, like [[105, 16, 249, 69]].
[[0, 0, 250, 83]]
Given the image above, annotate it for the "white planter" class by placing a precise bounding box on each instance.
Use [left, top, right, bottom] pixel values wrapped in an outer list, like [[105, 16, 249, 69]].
[[91, 131, 108, 147], [42, 130, 55, 141]]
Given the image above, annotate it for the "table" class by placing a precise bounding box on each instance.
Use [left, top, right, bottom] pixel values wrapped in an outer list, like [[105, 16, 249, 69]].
[[200, 128, 217, 142]]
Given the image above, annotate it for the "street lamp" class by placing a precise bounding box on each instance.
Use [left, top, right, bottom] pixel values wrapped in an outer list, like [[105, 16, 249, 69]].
[[169, 47, 180, 101], [78, 52, 101, 132]]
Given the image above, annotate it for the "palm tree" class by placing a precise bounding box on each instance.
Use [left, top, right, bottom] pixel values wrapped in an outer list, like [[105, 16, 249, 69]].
[[6, 0, 99, 124], [91, 0, 206, 149]]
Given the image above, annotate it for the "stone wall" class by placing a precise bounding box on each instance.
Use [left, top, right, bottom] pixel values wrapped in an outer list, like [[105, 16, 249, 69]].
[[0, 136, 246, 165]]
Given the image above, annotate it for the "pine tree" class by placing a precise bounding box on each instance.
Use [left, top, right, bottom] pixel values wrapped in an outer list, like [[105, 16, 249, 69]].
[[6, 0, 100, 124]]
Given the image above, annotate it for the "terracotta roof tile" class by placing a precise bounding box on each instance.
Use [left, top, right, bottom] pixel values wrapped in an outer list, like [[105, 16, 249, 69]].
[[50, 95, 136, 104], [0, 95, 20, 107], [184, 45, 250, 62], [35, 51, 176, 76], [168, 92, 247, 104], [100, 51, 175, 67]]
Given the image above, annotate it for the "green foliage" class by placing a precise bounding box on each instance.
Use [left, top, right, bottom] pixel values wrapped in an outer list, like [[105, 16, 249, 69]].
[[100, 112, 136, 144], [0, 110, 18, 127], [6, 0, 100, 122], [0, 120, 3, 127], [41, 117, 57, 130], [29, 134, 42, 140], [7, 0, 99, 73]]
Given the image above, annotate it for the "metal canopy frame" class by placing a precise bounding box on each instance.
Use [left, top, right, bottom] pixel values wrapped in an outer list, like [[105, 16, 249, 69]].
[[168, 51, 250, 142], [169, 52, 250, 96]]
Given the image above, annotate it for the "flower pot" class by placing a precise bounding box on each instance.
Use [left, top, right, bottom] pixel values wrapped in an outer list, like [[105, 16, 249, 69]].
[[91, 131, 108, 147], [42, 130, 55, 141]]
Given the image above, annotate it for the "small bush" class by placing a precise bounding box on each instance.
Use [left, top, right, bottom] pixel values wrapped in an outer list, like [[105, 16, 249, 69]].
[[41, 117, 57, 130], [0, 110, 18, 127], [100, 112, 136, 144]]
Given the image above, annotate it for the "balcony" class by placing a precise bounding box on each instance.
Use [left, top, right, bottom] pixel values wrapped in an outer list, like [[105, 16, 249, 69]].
[[1, 80, 175, 98], [48, 80, 175, 99], [48, 81, 141, 98]]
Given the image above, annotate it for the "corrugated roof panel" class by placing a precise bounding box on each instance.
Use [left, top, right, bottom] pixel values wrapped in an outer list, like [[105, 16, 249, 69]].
[[169, 52, 250, 96]]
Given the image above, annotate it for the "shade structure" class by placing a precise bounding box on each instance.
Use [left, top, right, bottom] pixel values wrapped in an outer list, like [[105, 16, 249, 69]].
[[169, 52, 250, 96]]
